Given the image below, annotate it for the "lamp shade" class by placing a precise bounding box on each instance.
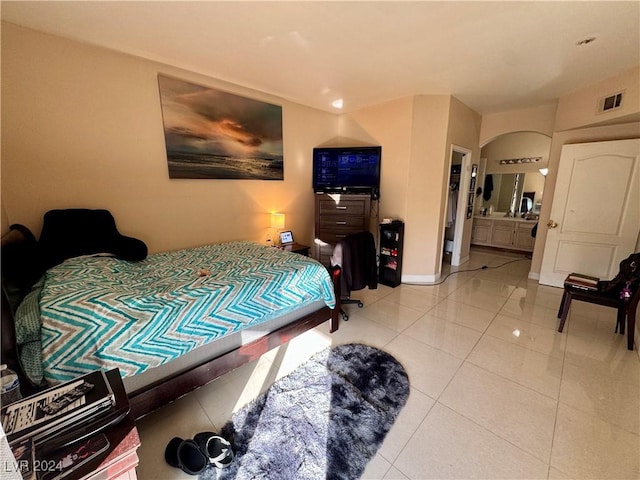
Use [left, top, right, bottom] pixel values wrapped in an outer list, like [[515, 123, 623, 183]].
[[270, 213, 285, 229]]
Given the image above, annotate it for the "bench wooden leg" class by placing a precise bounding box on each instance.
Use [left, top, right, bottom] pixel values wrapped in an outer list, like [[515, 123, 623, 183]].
[[558, 290, 568, 319], [627, 303, 637, 351], [558, 291, 572, 332]]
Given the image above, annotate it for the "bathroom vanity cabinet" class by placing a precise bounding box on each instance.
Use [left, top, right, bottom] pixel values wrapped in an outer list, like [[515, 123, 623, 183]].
[[471, 216, 536, 252]]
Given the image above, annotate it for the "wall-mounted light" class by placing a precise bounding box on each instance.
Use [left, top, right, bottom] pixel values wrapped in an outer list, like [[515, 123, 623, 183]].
[[539, 168, 549, 177], [499, 157, 542, 165]]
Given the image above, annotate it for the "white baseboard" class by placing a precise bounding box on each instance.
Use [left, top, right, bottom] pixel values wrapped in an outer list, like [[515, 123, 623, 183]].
[[528, 271, 540, 280], [402, 273, 441, 284]]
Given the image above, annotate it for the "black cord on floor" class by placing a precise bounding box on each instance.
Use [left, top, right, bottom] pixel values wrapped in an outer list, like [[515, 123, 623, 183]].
[[405, 258, 529, 286]]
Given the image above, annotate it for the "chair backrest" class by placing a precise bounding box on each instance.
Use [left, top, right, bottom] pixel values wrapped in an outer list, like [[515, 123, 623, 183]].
[[332, 231, 377, 296], [600, 252, 640, 299]]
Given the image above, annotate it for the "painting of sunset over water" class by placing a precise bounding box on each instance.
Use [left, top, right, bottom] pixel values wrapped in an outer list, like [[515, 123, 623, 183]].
[[158, 74, 284, 180]]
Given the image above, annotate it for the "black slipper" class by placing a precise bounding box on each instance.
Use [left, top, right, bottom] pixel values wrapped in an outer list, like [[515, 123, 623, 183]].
[[194, 431, 234, 468], [164, 437, 208, 475]]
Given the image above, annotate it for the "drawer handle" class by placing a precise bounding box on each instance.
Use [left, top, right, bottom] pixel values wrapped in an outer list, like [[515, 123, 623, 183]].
[[336, 206, 347, 210], [335, 221, 347, 225], [336, 234, 346, 238]]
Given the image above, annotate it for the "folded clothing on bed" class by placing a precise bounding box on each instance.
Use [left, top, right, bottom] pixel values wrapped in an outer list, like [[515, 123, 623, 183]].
[[15, 242, 336, 385]]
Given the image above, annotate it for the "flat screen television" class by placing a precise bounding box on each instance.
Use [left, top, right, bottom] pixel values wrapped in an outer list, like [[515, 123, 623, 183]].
[[312, 146, 381, 198]]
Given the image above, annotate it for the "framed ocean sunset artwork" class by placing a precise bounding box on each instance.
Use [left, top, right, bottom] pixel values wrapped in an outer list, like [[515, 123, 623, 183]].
[[158, 74, 284, 180]]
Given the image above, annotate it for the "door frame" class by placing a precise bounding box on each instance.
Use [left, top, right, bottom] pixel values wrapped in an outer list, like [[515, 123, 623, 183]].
[[443, 144, 473, 267], [539, 138, 640, 287]]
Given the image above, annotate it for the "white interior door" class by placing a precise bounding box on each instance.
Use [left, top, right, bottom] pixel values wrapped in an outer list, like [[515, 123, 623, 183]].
[[539, 139, 640, 287]]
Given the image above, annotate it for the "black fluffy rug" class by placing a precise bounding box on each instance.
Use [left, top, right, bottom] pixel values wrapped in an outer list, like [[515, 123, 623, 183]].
[[201, 343, 410, 480]]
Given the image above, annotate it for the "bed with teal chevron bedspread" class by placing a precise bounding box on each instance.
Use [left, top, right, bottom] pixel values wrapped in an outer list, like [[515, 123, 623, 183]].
[[14, 242, 336, 385]]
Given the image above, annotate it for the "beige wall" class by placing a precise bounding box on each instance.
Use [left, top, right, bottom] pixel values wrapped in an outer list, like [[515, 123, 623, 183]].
[[482, 132, 551, 174], [341, 97, 415, 224], [554, 66, 640, 132], [342, 95, 467, 281], [403, 95, 452, 280], [444, 97, 482, 267], [480, 104, 557, 146], [1, 23, 337, 252]]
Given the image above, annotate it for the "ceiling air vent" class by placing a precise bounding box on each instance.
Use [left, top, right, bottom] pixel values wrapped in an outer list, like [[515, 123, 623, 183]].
[[598, 91, 624, 113]]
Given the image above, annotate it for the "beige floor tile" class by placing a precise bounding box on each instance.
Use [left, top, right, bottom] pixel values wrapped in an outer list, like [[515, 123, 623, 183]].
[[453, 277, 517, 298], [384, 285, 443, 313], [486, 314, 567, 359], [382, 466, 409, 479], [194, 355, 278, 427], [559, 359, 640, 434], [473, 264, 528, 285], [467, 335, 563, 399], [427, 298, 496, 332], [266, 326, 334, 379], [403, 275, 471, 299], [509, 284, 564, 309], [564, 310, 626, 343], [447, 289, 509, 314], [362, 453, 392, 479], [500, 297, 561, 330], [563, 323, 632, 363], [136, 394, 216, 480], [394, 403, 548, 479], [359, 299, 425, 332], [402, 314, 482, 359], [378, 387, 435, 463], [316, 311, 399, 350], [439, 363, 557, 461], [383, 334, 463, 399], [551, 403, 640, 479]]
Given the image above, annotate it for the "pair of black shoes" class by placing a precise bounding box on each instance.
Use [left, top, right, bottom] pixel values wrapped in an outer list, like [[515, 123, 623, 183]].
[[165, 432, 234, 475]]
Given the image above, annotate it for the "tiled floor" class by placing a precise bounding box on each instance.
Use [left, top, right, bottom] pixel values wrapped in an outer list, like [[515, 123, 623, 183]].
[[135, 248, 640, 479]]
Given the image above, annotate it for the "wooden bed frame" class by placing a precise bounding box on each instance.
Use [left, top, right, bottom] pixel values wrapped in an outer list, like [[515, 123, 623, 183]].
[[1, 227, 342, 420]]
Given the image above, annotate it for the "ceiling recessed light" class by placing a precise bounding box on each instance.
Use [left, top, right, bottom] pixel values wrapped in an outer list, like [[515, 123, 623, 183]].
[[576, 37, 596, 46], [331, 99, 344, 109]]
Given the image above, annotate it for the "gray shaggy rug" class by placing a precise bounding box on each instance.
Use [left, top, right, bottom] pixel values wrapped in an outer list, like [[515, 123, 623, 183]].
[[201, 343, 409, 480]]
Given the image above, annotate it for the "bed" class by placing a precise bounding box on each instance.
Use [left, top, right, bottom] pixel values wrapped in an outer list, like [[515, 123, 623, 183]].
[[1, 210, 341, 419]]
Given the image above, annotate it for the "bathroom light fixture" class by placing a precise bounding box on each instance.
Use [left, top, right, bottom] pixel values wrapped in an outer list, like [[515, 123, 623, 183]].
[[539, 168, 549, 177], [499, 157, 542, 165], [331, 99, 344, 109]]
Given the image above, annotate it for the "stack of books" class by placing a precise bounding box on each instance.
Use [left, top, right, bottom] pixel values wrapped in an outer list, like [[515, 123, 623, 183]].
[[2, 369, 131, 480], [564, 273, 600, 291]]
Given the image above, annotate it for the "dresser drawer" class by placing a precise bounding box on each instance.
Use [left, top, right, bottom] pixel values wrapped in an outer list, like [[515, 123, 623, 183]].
[[319, 214, 367, 229], [318, 199, 367, 216], [317, 226, 364, 243]]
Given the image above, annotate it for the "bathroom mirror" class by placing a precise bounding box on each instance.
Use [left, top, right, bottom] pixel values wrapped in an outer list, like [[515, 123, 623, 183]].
[[483, 172, 545, 215]]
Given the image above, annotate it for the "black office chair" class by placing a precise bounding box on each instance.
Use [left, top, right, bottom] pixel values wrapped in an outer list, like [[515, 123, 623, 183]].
[[557, 252, 640, 351], [331, 231, 378, 321]]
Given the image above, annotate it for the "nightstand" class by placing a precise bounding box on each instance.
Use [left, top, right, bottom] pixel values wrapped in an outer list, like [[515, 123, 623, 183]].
[[283, 243, 310, 256], [18, 370, 141, 480]]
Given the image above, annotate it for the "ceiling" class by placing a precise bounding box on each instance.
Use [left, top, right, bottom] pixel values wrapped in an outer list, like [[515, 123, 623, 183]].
[[2, 1, 639, 115]]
